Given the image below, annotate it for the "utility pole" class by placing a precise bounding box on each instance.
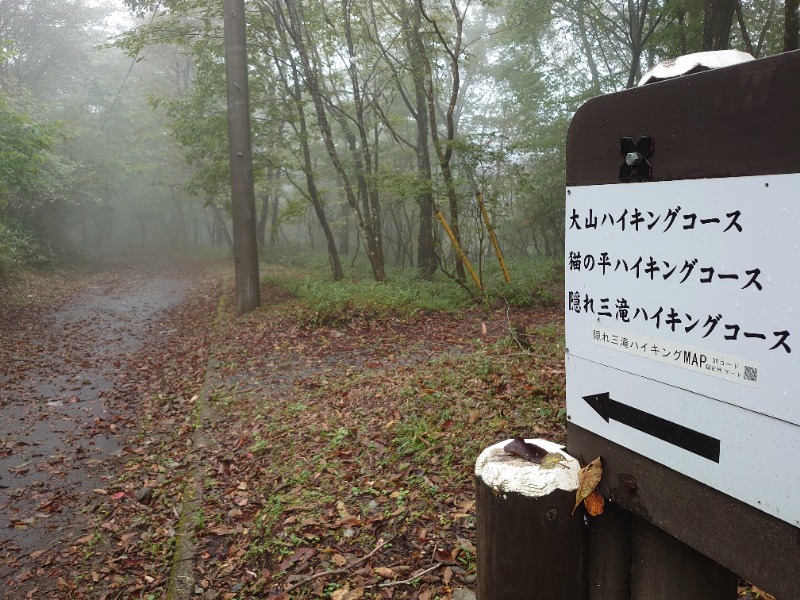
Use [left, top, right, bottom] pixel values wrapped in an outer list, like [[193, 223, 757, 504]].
[[223, 0, 261, 314]]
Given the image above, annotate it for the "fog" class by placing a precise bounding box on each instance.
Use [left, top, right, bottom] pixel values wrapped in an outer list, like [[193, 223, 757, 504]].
[[1, 0, 792, 279]]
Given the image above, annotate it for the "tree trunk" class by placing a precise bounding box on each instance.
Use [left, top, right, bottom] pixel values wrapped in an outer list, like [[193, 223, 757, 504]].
[[337, 202, 350, 257], [204, 208, 216, 245], [257, 193, 269, 248], [787, 0, 800, 50], [336, 116, 383, 275], [405, 0, 437, 279], [674, 7, 689, 55], [281, 0, 385, 281], [269, 4, 343, 280], [257, 165, 273, 248], [703, 0, 737, 50], [288, 35, 343, 279], [213, 206, 234, 252], [625, 0, 643, 88], [416, 0, 466, 282], [624, 0, 657, 88], [735, 0, 755, 55], [270, 186, 280, 245], [577, 0, 602, 93], [342, 0, 385, 277], [223, 0, 261, 314]]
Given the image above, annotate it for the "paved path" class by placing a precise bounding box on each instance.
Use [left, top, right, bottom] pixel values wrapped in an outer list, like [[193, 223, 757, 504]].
[[0, 259, 197, 598]]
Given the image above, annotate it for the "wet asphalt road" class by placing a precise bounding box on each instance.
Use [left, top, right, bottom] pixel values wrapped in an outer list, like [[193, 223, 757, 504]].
[[0, 262, 194, 597]]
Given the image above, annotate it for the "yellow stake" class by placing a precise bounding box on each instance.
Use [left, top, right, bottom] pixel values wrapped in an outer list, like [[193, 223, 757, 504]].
[[476, 192, 511, 283], [436, 210, 482, 290]]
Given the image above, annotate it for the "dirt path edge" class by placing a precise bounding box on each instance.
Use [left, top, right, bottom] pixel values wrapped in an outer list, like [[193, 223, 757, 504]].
[[166, 300, 224, 599]]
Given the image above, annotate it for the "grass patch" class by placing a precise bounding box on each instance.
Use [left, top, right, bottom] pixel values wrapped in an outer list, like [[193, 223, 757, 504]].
[[274, 269, 470, 325], [91, 256, 568, 598], [480, 257, 564, 307], [261, 251, 563, 326]]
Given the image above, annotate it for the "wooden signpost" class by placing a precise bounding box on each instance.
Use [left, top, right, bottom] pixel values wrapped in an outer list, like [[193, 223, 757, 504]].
[[566, 50, 800, 600], [476, 50, 800, 600]]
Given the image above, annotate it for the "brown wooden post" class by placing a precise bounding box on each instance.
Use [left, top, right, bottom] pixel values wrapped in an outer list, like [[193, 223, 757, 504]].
[[475, 439, 583, 600], [585, 501, 631, 600], [582, 464, 737, 600], [570, 425, 800, 600]]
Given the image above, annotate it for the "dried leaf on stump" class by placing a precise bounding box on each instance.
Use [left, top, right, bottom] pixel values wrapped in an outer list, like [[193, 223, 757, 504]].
[[503, 438, 548, 463], [539, 452, 567, 469]]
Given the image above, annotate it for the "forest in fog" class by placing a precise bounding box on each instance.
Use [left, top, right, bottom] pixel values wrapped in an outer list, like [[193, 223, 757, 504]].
[[1, 0, 797, 285]]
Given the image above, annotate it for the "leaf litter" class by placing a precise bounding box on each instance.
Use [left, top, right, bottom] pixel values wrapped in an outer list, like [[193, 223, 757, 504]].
[[2, 261, 569, 599]]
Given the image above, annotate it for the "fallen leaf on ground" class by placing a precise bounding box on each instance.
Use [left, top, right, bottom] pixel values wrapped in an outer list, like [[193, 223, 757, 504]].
[[373, 566, 395, 578]]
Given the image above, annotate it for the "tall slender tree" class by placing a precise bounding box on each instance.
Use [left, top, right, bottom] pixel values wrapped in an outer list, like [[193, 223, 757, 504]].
[[281, 0, 386, 281], [703, 0, 737, 49], [271, 0, 344, 279], [405, 0, 437, 278], [417, 0, 468, 281], [223, 0, 261, 313]]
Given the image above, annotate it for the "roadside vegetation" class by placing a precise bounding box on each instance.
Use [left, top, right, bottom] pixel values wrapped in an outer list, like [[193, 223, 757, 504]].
[[264, 251, 563, 324]]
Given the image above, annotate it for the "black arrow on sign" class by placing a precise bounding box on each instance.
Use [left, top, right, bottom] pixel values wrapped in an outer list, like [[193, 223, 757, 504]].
[[583, 392, 720, 463]]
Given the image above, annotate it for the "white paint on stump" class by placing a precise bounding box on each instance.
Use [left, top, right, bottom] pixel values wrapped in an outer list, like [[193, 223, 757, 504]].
[[475, 439, 580, 497]]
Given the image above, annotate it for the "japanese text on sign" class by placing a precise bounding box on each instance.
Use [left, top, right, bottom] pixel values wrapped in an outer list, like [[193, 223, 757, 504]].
[[591, 327, 759, 388], [565, 175, 800, 427]]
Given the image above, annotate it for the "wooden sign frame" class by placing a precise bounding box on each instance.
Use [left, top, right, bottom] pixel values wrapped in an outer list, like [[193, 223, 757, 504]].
[[565, 50, 800, 600]]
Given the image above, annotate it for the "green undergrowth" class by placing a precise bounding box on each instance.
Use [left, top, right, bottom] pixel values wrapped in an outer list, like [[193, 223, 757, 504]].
[[0, 220, 56, 281], [481, 258, 564, 307], [260, 251, 563, 327]]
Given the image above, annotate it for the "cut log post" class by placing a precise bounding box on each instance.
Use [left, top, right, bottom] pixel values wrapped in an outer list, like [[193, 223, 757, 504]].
[[475, 439, 584, 600]]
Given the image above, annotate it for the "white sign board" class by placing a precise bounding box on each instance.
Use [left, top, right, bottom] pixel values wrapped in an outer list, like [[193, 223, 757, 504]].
[[565, 174, 800, 526]]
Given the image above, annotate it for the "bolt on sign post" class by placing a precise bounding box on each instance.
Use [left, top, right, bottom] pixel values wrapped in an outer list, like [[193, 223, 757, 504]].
[[565, 50, 800, 600], [223, 0, 261, 315]]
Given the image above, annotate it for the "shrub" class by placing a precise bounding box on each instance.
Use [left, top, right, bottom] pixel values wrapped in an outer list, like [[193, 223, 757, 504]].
[[0, 220, 53, 281]]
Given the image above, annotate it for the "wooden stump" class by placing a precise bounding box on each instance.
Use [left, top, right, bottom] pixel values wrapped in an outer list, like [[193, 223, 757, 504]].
[[475, 439, 584, 600]]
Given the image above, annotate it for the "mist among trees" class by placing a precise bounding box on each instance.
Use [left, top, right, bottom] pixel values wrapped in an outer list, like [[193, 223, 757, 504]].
[[1, 0, 797, 286]]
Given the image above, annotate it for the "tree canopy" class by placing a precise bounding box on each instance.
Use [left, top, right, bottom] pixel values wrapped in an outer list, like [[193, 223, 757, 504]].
[[0, 0, 794, 285]]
